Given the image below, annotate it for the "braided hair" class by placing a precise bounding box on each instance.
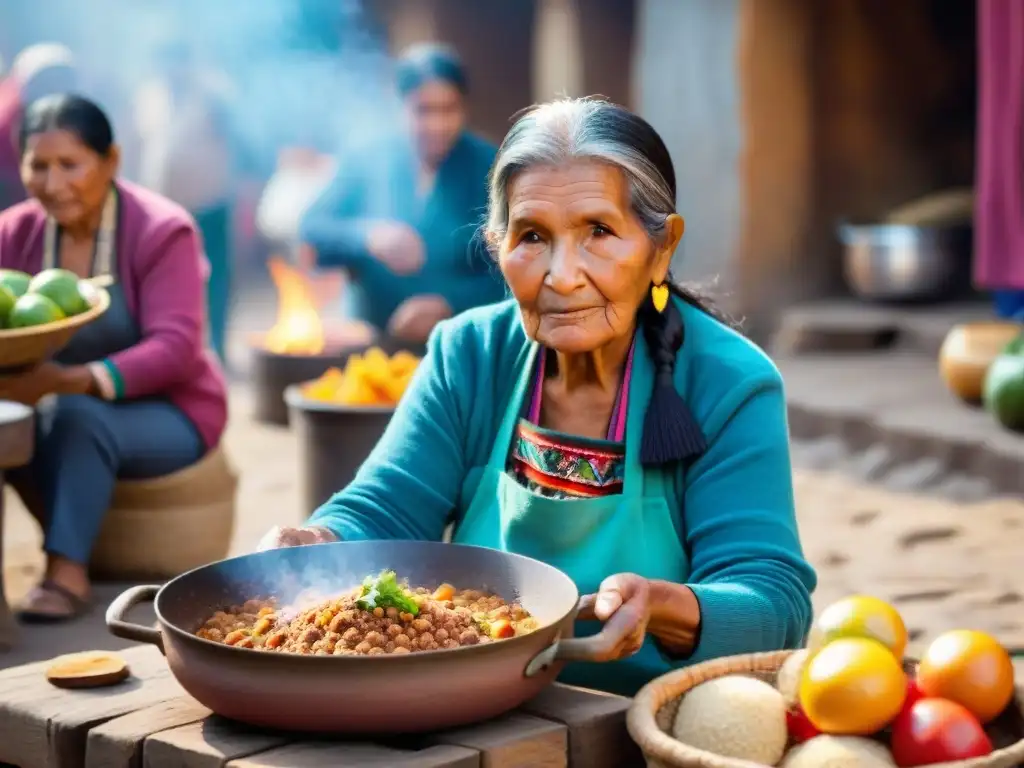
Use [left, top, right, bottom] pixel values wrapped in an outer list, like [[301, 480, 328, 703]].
[[487, 97, 722, 467]]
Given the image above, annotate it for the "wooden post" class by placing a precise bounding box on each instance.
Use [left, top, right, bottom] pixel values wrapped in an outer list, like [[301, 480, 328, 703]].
[[633, 0, 817, 341], [734, 0, 818, 337], [578, 0, 638, 108], [532, 0, 584, 101]]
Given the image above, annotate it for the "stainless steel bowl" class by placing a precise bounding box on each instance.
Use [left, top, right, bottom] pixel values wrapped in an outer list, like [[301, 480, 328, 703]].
[[838, 222, 973, 303]]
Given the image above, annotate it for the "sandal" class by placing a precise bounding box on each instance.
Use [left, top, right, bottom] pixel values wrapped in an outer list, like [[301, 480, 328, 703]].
[[16, 579, 93, 624]]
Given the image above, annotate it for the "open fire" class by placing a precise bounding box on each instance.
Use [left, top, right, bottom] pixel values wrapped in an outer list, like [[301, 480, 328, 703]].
[[251, 257, 374, 425], [263, 257, 326, 356]]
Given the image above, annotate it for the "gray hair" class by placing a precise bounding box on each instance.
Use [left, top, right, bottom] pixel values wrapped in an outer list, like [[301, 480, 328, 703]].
[[485, 97, 678, 249]]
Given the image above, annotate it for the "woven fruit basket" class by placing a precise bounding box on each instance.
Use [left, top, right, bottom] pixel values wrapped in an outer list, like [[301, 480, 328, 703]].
[[627, 650, 1024, 768], [0, 283, 110, 372]]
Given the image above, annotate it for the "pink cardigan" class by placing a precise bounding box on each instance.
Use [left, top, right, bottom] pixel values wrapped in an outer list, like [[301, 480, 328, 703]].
[[0, 180, 228, 449]]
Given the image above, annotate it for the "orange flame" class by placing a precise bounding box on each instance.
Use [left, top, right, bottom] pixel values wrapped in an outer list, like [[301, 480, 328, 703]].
[[263, 257, 325, 355]]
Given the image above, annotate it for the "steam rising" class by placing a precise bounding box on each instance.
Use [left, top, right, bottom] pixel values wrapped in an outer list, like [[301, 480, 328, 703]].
[[4, 0, 402, 174]]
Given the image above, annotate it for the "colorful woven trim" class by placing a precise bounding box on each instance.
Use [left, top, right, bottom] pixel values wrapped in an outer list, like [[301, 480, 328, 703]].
[[510, 421, 625, 499]]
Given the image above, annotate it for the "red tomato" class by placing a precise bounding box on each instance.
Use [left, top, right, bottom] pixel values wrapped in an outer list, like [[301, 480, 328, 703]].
[[489, 619, 515, 639], [890, 698, 993, 767], [900, 679, 926, 714], [786, 706, 820, 744]]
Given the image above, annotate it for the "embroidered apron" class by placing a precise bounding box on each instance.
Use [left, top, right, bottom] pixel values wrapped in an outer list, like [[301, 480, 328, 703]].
[[454, 334, 691, 696], [47, 190, 142, 367]]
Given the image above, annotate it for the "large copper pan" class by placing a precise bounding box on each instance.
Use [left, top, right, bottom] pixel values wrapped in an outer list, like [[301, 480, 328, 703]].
[[106, 541, 621, 733]]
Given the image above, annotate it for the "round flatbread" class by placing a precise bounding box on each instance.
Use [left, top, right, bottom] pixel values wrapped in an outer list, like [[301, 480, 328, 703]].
[[45, 651, 130, 689]]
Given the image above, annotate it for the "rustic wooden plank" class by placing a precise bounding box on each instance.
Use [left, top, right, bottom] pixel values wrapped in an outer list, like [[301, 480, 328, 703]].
[[144, 717, 292, 768], [228, 742, 480, 768], [520, 684, 644, 768], [0, 645, 185, 768], [85, 696, 212, 768], [429, 713, 567, 768]]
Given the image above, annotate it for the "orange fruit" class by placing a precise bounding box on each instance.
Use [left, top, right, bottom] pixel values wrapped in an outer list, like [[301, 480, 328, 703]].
[[799, 637, 907, 735], [809, 595, 908, 661], [916, 629, 1014, 724]]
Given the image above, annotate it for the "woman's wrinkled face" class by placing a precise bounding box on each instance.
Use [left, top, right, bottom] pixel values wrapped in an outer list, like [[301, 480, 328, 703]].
[[498, 161, 682, 353], [21, 130, 118, 228]]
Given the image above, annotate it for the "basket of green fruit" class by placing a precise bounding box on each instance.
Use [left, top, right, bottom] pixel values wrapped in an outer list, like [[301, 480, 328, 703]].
[[628, 595, 1024, 767], [0, 267, 111, 372]]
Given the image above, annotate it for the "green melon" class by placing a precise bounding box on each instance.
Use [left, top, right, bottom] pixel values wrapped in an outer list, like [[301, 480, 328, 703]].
[[983, 334, 1024, 432], [8, 293, 65, 328], [0, 269, 31, 298], [0, 284, 15, 328], [28, 268, 89, 316]]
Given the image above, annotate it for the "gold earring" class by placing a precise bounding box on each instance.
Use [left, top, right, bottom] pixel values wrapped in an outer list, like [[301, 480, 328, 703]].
[[651, 283, 669, 313]]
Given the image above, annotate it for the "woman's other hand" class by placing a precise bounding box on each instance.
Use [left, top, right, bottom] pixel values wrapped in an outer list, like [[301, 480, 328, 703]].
[[387, 294, 452, 344], [576, 573, 653, 661], [256, 525, 338, 552], [366, 221, 425, 275]]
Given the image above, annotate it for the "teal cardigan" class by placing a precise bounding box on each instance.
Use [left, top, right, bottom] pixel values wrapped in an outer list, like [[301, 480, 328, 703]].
[[299, 132, 507, 330], [310, 298, 817, 665]]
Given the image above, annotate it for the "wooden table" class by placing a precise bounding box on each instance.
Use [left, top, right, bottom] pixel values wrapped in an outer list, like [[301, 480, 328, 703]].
[[0, 646, 646, 768], [0, 400, 34, 651]]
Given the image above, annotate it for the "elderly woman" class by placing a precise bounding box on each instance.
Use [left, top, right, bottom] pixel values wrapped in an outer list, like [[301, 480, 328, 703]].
[[0, 95, 228, 621], [262, 98, 816, 696], [299, 43, 506, 345]]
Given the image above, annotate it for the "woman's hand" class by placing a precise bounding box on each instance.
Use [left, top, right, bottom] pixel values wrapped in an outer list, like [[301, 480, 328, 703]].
[[366, 221, 425, 275], [256, 525, 338, 552], [576, 573, 653, 662], [0, 363, 92, 406], [387, 294, 452, 344]]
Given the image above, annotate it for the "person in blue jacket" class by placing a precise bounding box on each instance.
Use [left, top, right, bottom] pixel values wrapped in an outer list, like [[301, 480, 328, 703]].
[[299, 43, 505, 345], [263, 97, 817, 698]]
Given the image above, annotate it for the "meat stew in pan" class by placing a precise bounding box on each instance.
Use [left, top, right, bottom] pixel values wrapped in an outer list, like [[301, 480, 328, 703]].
[[195, 570, 539, 656]]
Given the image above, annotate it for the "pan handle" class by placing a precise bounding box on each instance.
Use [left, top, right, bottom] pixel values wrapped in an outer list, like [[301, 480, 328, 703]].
[[524, 607, 638, 677], [106, 585, 164, 651]]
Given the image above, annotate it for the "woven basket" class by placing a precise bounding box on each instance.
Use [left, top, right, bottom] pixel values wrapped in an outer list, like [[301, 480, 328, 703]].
[[0, 284, 111, 372], [627, 650, 1024, 768], [90, 446, 238, 580]]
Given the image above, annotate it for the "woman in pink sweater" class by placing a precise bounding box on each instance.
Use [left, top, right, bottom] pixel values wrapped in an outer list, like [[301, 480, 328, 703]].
[[0, 94, 228, 621]]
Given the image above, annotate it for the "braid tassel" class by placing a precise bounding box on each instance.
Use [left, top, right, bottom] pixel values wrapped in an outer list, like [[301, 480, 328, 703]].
[[639, 289, 708, 466]]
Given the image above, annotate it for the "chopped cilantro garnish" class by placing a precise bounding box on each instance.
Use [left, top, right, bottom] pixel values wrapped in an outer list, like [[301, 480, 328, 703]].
[[356, 570, 420, 616]]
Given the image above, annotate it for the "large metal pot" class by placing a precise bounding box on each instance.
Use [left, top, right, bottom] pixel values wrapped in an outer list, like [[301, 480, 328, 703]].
[[106, 540, 624, 733], [249, 335, 416, 427], [249, 340, 351, 427], [838, 222, 973, 303], [284, 385, 394, 514]]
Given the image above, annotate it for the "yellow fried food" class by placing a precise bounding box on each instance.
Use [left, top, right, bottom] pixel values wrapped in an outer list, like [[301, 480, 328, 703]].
[[302, 348, 421, 407]]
